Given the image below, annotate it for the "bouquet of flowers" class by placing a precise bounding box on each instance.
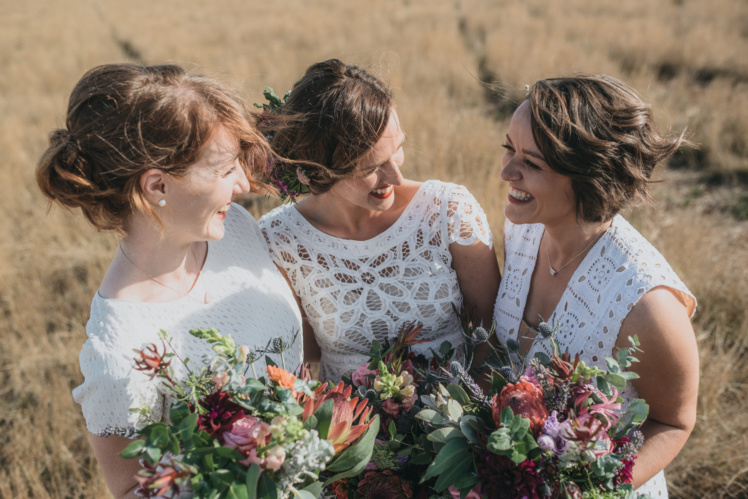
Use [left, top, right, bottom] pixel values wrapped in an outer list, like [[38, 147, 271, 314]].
[[119, 328, 379, 499], [415, 317, 649, 498], [328, 323, 458, 498]]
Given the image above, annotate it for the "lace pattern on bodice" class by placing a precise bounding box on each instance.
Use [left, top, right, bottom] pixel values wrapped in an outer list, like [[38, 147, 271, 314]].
[[493, 215, 695, 497], [73, 206, 303, 435], [260, 180, 493, 381]]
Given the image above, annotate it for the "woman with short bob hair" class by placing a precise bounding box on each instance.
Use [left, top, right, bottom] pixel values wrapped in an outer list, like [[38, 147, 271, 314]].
[[494, 74, 698, 496], [37, 63, 302, 498], [259, 59, 501, 382]]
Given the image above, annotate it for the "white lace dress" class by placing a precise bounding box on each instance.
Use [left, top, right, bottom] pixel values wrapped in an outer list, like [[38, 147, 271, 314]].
[[493, 215, 696, 498], [72, 204, 303, 436], [259, 180, 493, 381]]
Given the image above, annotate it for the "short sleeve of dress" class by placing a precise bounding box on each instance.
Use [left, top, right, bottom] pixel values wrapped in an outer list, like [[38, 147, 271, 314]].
[[72, 320, 164, 436], [445, 184, 493, 248]]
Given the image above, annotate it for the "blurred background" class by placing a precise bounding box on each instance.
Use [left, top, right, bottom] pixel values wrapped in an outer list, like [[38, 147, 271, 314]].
[[1, 0, 746, 496]]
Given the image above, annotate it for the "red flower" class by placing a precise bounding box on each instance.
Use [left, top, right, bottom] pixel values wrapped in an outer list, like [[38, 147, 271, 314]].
[[133, 342, 173, 382], [493, 380, 549, 435], [196, 391, 246, 440], [330, 478, 350, 499], [476, 454, 543, 499], [356, 470, 413, 499]]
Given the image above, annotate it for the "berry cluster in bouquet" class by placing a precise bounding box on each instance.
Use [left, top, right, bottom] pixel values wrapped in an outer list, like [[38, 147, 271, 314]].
[[416, 315, 650, 499], [117, 328, 379, 498], [329, 323, 459, 498]]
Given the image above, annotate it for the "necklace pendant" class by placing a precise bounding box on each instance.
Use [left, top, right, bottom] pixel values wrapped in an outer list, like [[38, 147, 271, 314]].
[[204, 291, 212, 304], [549, 266, 558, 277]]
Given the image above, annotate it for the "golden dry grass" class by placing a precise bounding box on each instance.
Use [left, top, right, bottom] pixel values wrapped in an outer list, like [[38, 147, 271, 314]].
[[1, 0, 746, 497]]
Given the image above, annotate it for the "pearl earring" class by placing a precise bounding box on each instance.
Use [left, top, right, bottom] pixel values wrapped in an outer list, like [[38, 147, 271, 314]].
[[158, 199, 166, 207]]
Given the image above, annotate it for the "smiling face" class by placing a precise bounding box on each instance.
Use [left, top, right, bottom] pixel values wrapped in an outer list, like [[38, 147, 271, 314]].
[[162, 126, 250, 242], [323, 108, 406, 214], [501, 101, 575, 228]]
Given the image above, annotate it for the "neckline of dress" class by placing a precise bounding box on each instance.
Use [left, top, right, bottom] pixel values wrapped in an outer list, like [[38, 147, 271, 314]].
[[288, 180, 433, 248], [517, 214, 621, 332], [96, 233, 216, 306]]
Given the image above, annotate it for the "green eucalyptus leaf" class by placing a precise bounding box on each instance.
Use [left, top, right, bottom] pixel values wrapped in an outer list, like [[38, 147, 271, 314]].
[[257, 473, 278, 499], [447, 399, 464, 421], [245, 464, 262, 495], [427, 427, 464, 444], [415, 409, 444, 425], [177, 412, 198, 441], [459, 416, 481, 444], [421, 438, 470, 482], [446, 383, 471, 405], [433, 457, 473, 492], [224, 484, 249, 499], [300, 481, 324, 497], [119, 439, 145, 459]]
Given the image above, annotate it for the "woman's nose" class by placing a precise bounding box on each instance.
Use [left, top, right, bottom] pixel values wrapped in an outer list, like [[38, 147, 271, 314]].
[[500, 156, 521, 182], [235, 164, 251, 194], [383, 158, 404, 186]]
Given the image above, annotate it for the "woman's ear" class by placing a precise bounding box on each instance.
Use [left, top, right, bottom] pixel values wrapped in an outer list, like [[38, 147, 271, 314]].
[[139, 169, 167, 206]]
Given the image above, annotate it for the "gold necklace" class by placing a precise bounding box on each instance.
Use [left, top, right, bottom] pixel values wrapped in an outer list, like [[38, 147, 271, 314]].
[[118, 242, 212, 304], [545, 224, 608, 277]]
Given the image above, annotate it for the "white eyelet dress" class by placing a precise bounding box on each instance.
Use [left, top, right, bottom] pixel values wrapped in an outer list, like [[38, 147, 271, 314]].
[[72, 205, 303, 436], [259, 180, 494, 382], [493, 215, 696, 498]]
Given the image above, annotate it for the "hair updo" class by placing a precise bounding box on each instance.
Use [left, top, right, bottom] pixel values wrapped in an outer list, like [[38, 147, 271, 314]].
[[36, 63, 273, 233], [526, 75, 689, 223], [265, 59, 393, 194]]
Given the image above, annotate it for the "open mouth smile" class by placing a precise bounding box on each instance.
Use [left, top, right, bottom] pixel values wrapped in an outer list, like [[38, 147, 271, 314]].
[[370, 185, 394, 199], [508, 187, 534, 202]]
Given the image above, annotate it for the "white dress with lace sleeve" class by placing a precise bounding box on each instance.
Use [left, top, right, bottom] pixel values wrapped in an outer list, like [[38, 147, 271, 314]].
[[260, 180, 493, 381], [72, 204, 303, 436], [493, 215, 696, 498]]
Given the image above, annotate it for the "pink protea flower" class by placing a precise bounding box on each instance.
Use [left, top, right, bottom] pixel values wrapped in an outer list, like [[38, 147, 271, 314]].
[[300, 381, 374, 453]]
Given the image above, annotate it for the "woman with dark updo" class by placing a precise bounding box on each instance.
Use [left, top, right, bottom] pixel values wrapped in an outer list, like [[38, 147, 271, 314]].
[[37, 63, 302, 498], [259, 59, 501, 382]]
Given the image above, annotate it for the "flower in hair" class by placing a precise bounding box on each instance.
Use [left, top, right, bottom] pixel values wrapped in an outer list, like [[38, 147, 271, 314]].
[[296, 167, 310, 186], [255, 87, 312, 203]]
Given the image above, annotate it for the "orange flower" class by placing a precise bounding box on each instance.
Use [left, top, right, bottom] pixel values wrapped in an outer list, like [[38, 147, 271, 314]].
[[493, 380, 549, 435], [300, 381, 374, 453], [266, 365, 297, 390]]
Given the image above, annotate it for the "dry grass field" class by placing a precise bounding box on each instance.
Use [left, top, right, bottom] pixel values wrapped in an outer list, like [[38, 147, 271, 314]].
[[1, 0, 746, 497]]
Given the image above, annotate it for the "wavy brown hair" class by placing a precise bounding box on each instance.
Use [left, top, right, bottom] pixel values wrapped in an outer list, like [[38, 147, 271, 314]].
[[527, 75, 690, 223], [37, 63, 273, 234], [264, 59, 393, 194]]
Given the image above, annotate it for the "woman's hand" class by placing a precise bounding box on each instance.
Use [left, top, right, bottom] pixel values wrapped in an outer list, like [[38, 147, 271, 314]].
[[616, 286, 699, 488]]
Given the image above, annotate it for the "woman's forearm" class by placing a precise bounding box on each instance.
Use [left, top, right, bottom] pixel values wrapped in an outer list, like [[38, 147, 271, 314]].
[[632, 418, 694, 489]]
